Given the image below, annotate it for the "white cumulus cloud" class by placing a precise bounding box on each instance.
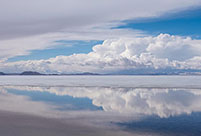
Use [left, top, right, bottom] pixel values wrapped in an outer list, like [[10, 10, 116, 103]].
[[0, 0, 201, 62], [1, 34, 201, 73]]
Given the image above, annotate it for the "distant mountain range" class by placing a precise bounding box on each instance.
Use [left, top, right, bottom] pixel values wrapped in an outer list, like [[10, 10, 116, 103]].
[[0, 72, 5, 75], [20, 71, 44, 75], [109, 68, 201, 75], [0, 71, 100, 76], [0, 69, 201, 76], [0, 71, 43, 75]]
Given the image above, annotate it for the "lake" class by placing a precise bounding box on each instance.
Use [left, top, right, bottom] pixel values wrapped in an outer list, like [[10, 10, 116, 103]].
[[0, 76, 201, 136]]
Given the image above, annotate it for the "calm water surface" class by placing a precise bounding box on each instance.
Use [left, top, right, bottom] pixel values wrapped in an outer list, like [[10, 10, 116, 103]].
[[0, 76, 201, 136]]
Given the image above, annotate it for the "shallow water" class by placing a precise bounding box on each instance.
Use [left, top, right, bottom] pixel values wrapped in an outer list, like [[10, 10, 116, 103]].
[[0, 76, 201, 136], [0, 75, 201, 88]]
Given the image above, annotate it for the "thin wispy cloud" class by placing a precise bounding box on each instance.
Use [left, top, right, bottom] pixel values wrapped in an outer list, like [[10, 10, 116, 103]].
[[1, 0, 199, 40], [0, 0, 201, 73]]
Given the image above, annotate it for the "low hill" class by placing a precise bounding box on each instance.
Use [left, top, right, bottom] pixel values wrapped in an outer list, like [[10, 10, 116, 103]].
[[20, 71, 43, 75], [0, 72, 5, 75]]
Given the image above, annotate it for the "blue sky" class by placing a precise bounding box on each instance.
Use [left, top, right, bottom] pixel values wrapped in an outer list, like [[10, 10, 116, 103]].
[[8, 7, 201, 62], [117, 7, 201, 38], [1, 0, 201, 73], [8, 40, 103, 62]]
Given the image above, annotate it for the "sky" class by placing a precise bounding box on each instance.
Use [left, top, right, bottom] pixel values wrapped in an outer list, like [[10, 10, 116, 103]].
[[0, 0, 201, 74]]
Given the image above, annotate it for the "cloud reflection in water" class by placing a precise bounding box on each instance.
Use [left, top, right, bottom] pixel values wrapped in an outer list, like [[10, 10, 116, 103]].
[[1, 86, 201, 118], [1, 86, 201, 135]]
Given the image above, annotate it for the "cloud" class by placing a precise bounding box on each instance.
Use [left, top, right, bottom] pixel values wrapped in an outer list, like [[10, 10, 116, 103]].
[[1, 34, 201, 73], [0, 0, 201, 61], [0, 28, 144, 61], [0, 0, 200, 40]]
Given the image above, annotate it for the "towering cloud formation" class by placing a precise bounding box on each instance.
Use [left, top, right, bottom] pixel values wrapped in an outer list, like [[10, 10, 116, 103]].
[[0, 0, 201, 73], [1, 34, 201, 73], [0, 0, 201, 61]]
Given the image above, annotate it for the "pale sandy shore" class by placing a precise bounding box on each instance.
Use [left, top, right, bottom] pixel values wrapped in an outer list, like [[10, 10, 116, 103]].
[[0, 110, 134, 136]]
